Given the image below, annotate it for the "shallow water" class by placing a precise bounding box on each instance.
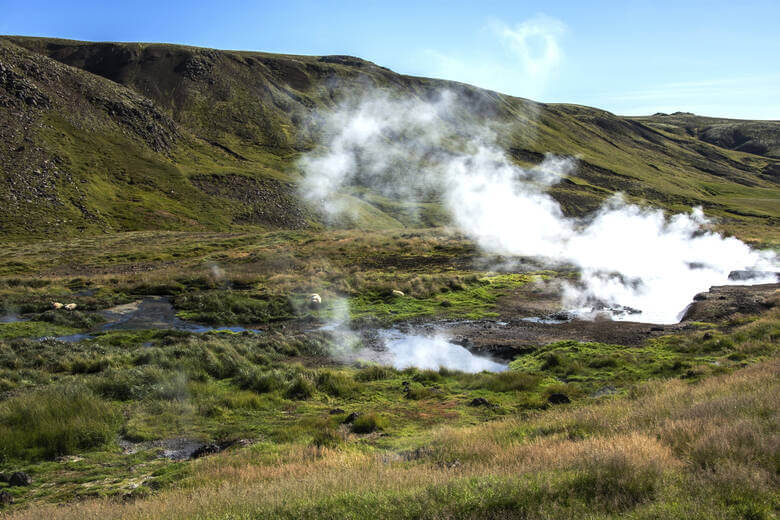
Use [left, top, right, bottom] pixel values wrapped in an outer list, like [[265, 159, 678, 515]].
[[0, 313, 26, 323], [39, 296, 262, 341]]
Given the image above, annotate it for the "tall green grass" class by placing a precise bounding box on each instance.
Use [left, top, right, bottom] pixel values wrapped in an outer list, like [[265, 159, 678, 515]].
[[0, 385, 120, 460]]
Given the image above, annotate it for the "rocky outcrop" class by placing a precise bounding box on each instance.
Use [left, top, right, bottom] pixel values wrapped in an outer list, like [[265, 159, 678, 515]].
[[681, 283, 778, 322]]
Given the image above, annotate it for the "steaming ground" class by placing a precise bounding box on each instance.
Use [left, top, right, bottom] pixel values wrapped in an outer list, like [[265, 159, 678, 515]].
[[301, 91, 778, 324], [367, 329, 507, 373]]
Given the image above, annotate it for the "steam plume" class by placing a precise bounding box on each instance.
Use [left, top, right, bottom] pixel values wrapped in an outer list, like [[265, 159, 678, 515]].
[[300, 91, 777, 323]]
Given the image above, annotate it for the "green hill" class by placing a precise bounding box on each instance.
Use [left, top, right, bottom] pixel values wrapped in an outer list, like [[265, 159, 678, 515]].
[[1, 36, 778, 242]]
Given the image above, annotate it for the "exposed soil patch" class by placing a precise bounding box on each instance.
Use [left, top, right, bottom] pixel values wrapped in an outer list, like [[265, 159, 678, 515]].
[[394, 283, 779, 361], [436, 319, 676, 360]]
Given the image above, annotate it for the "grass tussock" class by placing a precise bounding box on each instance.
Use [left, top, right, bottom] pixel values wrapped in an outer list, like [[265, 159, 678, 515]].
[[0, 385, 119, 461]]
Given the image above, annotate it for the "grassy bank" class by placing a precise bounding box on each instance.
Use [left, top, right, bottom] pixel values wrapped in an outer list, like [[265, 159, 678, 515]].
[[0, 301, 775, 513], [3, 356, 777, 519]]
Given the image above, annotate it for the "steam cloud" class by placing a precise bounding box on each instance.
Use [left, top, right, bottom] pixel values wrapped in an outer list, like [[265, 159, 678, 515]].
[[301, 91, 777, 324], [377, 330, 507, 373]]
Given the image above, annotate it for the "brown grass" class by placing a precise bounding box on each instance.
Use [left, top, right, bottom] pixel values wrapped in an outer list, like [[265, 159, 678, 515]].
[[5, 358, 777, 519]]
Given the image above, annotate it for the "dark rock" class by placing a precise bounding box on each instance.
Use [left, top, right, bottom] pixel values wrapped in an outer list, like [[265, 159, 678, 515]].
[[682, 284, 779, 322], [702, 332, 713, 340], [329, 408, 345, 415], [0, 491, 13, 506], [547, 393, 571, 405], [176, 54, 214, 80], [9, 472, 31, 486], [728, 270, 779, 282], [468, 397, 494, 407], [190, 444, 221, 459], [343, 412, 361, 424]]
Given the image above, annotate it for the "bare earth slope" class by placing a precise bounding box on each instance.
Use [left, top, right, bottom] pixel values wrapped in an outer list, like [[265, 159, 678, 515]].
[[1, 36, 779, 240]]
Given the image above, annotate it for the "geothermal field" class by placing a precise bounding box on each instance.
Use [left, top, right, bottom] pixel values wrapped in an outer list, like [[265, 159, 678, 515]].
[[0, 23, 778, 520]]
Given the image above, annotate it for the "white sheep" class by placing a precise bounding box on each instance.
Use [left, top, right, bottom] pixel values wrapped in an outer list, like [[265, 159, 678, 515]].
[[308, 293, 322, 309], [52, 302, 64, 310], [64, 303, 77, 311], [392, 290, 405, 297]]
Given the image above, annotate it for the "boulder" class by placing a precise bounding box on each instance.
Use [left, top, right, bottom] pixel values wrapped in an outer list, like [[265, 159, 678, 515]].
[[9, 472, 31, 487]]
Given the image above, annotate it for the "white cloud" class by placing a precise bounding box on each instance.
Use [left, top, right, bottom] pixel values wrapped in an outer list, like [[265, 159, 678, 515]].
[[417, 14, 566, 99], [493, 15, 566, 86]]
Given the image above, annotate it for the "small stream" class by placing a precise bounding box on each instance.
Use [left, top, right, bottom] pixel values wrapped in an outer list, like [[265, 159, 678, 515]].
[[41, 296, 263, 342], [0, 313, 27, 323]]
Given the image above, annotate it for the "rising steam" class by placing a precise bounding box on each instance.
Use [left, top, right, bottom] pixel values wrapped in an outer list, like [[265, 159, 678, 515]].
[[300, 91, 777, 323]]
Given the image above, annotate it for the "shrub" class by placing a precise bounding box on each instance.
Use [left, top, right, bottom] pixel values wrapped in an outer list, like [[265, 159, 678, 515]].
[[35, 309, 105, 329], [172, 291, 294, 324], [470, 371, 541, 392], [69, 355, 112, 374], [285, 374, 315, 400], [355, 365, 396, 381], [588, 355, 618, 369], [404, 383, 438, 400], [351, 412, 387, 434], [316, 370, 358, 398], [0, 385, 119, 460], [411, 369, 442, 383], [310, 418, 344, 448], [234, 367, 285, 394]]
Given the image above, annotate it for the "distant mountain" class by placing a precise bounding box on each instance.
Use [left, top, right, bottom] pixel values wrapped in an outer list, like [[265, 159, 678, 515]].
[[1, 36, 778, 238]]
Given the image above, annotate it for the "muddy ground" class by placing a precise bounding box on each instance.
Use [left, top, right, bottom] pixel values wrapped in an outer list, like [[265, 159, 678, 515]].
[[380, 283, 780, 361]]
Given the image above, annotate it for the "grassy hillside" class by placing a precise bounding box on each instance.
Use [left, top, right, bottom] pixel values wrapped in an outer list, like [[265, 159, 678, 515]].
[[1, 36, 778, 242], [633, 111, 780, 159]]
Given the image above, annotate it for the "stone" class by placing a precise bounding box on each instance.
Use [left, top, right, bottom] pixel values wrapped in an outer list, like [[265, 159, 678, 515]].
[[9, 472, 31, 487], [468, 397, 494, 407]]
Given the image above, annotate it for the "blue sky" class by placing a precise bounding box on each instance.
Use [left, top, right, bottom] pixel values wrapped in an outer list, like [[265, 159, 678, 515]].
[[2, 0, 778, 119]]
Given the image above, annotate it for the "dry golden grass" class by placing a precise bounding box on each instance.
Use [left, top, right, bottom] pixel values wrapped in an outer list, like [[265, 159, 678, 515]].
[[6, 359, 777, 519]]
